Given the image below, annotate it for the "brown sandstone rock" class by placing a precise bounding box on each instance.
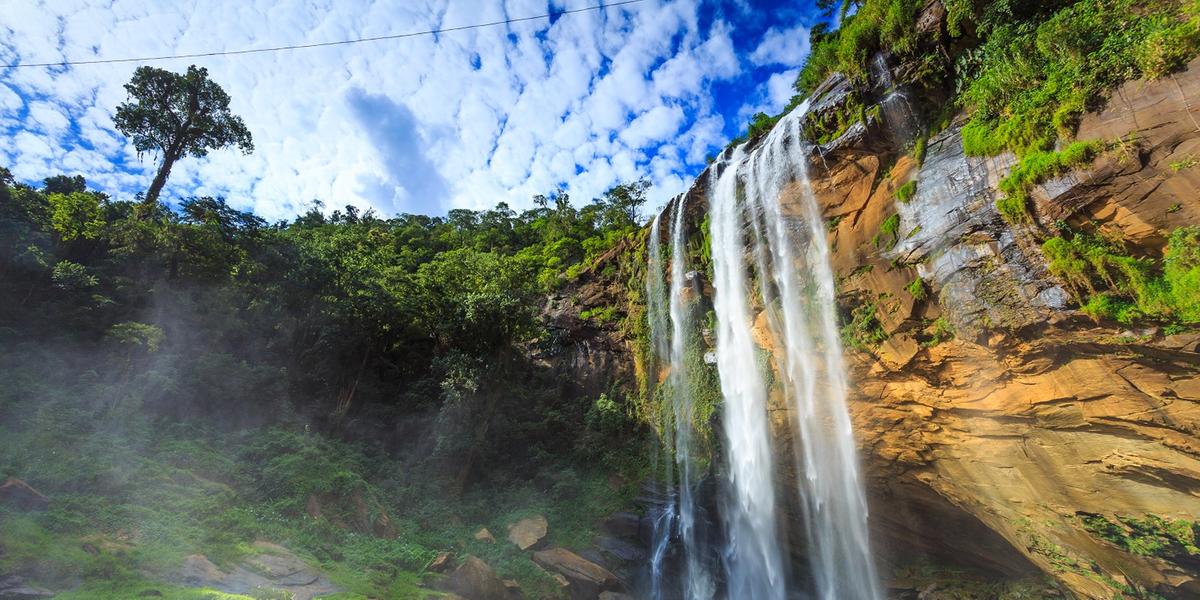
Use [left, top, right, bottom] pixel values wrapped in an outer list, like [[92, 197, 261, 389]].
[[506, 515, 548, 551], [428, 551, 454, 573], [440, 555, 511, 600], [474, 527, 495, 543], [532, 547, 622, 599]]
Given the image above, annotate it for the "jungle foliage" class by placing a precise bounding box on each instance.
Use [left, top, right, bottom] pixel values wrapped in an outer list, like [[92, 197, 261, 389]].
[[0, 167, 651, 597]]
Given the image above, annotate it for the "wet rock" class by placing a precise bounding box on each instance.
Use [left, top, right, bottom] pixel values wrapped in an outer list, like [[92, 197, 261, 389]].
[[506, 515, 548, 551], [0, 478, 49, 511], [175, 541, 338, 600], [598, 593, 635, 600], [532, 548, 622, 600], [593, 535, 644, 564], [599, 512, 640, 539]]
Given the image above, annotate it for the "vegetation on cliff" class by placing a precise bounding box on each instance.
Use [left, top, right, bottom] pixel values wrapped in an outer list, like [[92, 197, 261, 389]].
[[1042, 226, 1200, 325]]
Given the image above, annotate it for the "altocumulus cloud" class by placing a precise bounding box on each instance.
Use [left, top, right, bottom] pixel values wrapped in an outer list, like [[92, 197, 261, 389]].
[[0, 0, 815, 219]]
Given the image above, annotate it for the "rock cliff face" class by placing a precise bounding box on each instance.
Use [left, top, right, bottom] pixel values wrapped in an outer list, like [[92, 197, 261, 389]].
[[810, 56, 1200, 599], [571, 49, 1200, 599]]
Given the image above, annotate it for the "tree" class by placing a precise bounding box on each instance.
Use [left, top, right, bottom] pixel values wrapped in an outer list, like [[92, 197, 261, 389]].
[[114, 65, 253, 206], [42, 174, 87, 195]]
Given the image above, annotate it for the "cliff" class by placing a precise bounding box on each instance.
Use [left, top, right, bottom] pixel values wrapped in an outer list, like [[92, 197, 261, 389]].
[[822, 55, 1200, 599], [563, 47, 1200, 600]]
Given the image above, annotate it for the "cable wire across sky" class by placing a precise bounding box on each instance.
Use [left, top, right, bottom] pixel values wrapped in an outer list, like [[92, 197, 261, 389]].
[[2, 0, 647, 69]]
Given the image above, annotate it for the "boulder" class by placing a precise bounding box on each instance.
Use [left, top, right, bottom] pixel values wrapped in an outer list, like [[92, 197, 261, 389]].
[[0, 478, 49, 511], [506, 515, 548, 551], [598, 593, 635, 600], [474, 527, 496, 543], [440, 555, 511, 600], [428, 551, 454, 573], [175, 542, 339, 600], [532, 548, 622, 600]]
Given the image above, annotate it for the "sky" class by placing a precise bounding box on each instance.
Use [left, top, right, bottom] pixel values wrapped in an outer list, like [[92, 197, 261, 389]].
[[0, 0, 820, 220]]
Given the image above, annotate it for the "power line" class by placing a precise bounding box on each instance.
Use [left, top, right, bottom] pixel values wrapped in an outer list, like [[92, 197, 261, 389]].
[[2, 0, 646, 69]]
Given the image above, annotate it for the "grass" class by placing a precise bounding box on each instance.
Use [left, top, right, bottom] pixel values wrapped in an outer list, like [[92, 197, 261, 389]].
[[994, 140, 1104, 223], [895, 180, 917, 203], [960, 0, 1200, 158], [0, 354, 646, 600], [1041, 226, 1200, 324], [1171, 155, 1198, 171]]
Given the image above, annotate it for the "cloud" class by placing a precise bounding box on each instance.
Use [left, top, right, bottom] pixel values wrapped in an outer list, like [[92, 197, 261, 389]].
[[0, 0, 815, 221], [749, 25, 811, 67], [347, 88, 450, 215]]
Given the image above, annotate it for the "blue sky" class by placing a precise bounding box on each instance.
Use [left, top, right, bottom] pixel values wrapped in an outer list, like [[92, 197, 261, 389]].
[[0, 0, 821, 219]]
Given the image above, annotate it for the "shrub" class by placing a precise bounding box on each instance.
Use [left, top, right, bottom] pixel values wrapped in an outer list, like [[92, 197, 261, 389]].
[[1136, 16, 1200, 79], [841, 297, 890, 350], [1042, 226, 1200, 324], [960, 0, 1200, 158]]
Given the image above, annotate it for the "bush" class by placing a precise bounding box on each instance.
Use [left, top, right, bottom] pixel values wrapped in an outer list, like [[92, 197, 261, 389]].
[[1137, 16, 1200, 78], [905, 277, 927, 300], [841, 298, 890, 350], [960, 0, 1200, 157], [1042, 226, 1200, 324]]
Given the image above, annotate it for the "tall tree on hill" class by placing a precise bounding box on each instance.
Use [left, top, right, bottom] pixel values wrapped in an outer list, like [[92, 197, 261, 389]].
[[114, 65, 253, 206]]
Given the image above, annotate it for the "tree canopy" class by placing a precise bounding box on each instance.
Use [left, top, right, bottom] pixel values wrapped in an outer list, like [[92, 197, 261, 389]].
[[114, 65, 253, 205]]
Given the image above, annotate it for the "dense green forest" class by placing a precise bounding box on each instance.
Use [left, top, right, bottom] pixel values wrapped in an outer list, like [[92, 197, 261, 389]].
[[0, 168, 651, 598]]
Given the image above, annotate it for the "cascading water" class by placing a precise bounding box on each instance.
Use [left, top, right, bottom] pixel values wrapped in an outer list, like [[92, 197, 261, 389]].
[[645, 210, 677, 600], [709, 142, 789, 600], [666, 196, 716, 600], [645, 103, 881, 600], [646, 197, 717, 600]]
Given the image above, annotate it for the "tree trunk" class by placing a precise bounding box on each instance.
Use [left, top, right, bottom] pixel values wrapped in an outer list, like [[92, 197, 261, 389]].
[[144, 150, 177, 207]]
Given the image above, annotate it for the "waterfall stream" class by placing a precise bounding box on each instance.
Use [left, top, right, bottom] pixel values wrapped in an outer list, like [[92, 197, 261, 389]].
[[645, 107, 881, 600]]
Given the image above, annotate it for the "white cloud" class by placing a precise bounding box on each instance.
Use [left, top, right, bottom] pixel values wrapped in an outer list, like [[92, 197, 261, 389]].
[[749, 25, 810, 67], [0, 0, 758, 221]]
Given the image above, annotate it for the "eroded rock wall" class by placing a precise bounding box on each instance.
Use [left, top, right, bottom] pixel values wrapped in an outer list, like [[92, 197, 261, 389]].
[[808, 57, 1200, 598]]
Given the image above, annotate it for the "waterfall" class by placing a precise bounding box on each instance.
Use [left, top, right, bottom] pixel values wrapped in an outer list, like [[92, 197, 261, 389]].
[[644, 104, 881, 600], [667, 196, 716, 600], [645, 210, 677, 600]]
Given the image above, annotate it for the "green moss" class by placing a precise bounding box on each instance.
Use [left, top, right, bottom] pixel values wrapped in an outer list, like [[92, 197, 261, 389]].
[[873, 214, 901, 249], [921, 316, 955, 348], [895, 180, 917, 203], [905, 277, 927, 300], [1081, 513, 1200, 561], [995, 140, 1104, 223]]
